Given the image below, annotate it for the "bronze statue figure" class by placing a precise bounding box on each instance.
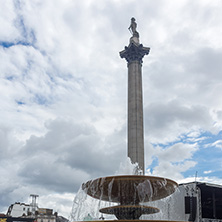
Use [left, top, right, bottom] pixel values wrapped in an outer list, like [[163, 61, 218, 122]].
[[128, 17, 139, 38]]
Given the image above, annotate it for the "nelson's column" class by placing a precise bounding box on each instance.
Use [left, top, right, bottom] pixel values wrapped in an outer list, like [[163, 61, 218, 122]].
[[120, 18, 150, 174]]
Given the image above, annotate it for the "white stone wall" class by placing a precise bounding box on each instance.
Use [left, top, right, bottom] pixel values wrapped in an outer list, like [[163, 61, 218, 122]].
[[8, 203, 31, 217]]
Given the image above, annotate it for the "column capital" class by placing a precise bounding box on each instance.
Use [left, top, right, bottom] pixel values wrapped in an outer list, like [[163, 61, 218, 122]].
[[119, 42, 150, 64]]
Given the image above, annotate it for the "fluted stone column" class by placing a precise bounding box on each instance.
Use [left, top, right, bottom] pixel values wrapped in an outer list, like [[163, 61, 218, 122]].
[[120, 36, 150, 174]]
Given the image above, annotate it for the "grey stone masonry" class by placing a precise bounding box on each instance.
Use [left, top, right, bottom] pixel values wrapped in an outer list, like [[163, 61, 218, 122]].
[[120, 37, 150, 174]]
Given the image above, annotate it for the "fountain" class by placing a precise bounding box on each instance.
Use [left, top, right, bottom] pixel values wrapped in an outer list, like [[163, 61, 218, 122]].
[[71, 18, 183, 222], [81, 175, 178, 221]]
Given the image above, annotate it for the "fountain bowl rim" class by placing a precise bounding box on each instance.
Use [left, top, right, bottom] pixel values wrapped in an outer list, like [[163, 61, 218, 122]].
[[82, 174, 178, 186]]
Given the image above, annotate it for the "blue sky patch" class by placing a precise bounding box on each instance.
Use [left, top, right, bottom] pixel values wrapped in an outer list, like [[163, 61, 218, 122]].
[[149, 130, 222, 179], [182, 131, 222, 178], [0, 40, 33, 48], [16, 100, 25, 105], [147, 156, 159, 174]]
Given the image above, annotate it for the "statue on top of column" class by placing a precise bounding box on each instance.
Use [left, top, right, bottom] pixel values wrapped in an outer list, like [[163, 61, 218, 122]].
[[128, 17, 139, 38]]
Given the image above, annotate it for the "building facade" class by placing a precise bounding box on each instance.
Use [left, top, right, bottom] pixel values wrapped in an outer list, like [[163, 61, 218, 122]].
[[6, 203, 67, 222]]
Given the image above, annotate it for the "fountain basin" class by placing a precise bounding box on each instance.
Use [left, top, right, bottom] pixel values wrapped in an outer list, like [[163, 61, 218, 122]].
[[82, 175, 178, 205]]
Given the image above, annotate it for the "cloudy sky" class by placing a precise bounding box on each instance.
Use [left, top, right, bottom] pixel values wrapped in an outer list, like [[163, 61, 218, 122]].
[[1, 0, 222, 218]]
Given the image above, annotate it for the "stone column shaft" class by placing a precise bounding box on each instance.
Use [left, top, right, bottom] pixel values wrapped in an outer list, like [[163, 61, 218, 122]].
[[120, 40, 150, 174], [128, 61, 144, 173]]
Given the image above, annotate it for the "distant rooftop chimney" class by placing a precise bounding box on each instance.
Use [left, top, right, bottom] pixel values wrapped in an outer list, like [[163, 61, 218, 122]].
[[30, 194, 39, 214]]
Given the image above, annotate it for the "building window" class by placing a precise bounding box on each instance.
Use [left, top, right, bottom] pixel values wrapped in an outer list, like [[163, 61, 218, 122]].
[[23, 208, 26, 211]]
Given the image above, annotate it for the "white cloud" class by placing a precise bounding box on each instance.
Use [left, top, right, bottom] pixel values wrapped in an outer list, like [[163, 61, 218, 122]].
[[144, 101, 214, 143], [204, 140, 222, 149], [153, 160, 197, 181], [212, 140, 222, 149], [145, 143, 197, 181], [158, 143, 197, 162], [0, 1, 21, 41]]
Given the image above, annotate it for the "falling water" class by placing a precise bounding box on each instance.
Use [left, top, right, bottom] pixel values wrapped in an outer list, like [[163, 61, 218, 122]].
[[70, 186, 117, 221], [141, 187, 183, 221], [70, 157, 178, 221], [70, 158, 141, 221]]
